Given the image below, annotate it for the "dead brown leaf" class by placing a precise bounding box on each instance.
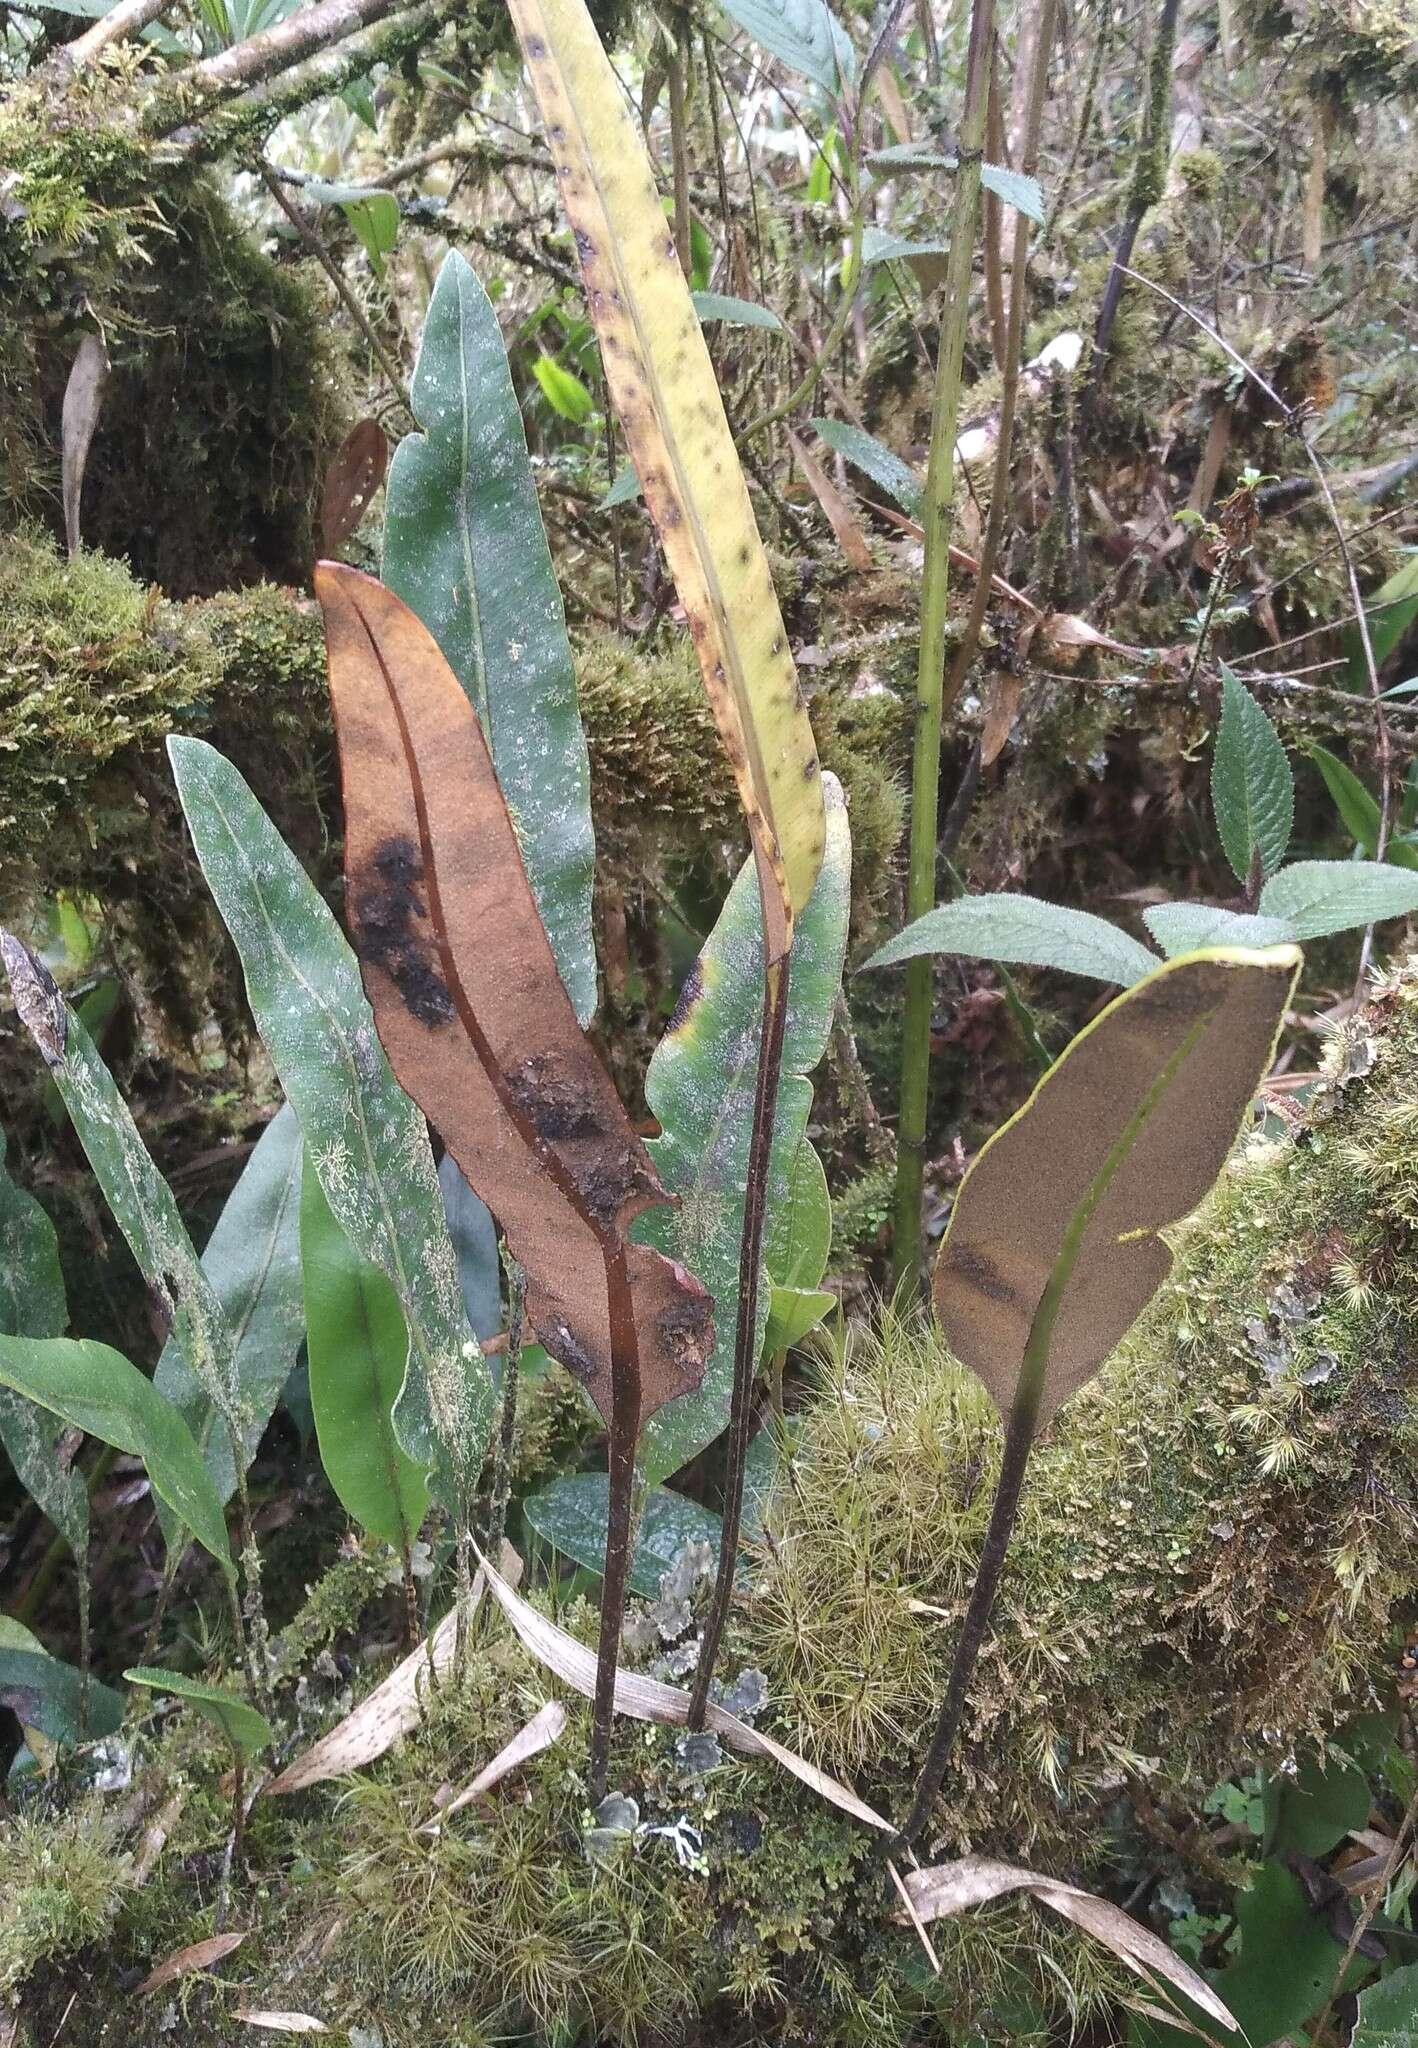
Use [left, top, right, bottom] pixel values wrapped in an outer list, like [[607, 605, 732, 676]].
[[61, 331, 110, 557], [422, 1698, 568, 1829], [321, 418, 388, 551], [135, 1930, 245, 1995], [316, 564, 712, 1431], [980, 672, 1023, 766], [788, 429, 873, 569]]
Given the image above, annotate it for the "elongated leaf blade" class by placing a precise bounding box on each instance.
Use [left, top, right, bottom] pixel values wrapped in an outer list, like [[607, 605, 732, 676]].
[[508, 0, 825, 947], [1211, 666, 1294, 883], [864, 894, 1158, 985], [1259, 859, 1418, 940], [167, 736, 487, 1508], [1352, 1961, 1418, 2047], [0, 934, 241, 1442], [322, 417, 388, 552], [0, 1634, 124, 1746], [438, 1154, 502, 1343], [384, 253, 597, 1020], [316, 564, 712, 1430], [934, 947, 1300, 1420], [300, 1159, 428, 1552], [638, 775, 850, 1484], [1347, 552, 1418, 689], [0, 1130, 87, 1565], [690, 291, 785, 330], [810, 418, 924, 519], [152, 1105, 305, 1553], [524, 1472, 722, 1596], [126, 1665, 273, 1755], [0, 1334, 233, 1573]]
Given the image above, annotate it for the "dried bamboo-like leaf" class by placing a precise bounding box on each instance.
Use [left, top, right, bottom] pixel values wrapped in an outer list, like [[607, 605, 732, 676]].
[[475, 1543, 893, 1833], [507, 0, 824, 954], [265, 1548, 516, 1792], [788, 429, 873, 570], [136, 1931, 245, 1996], [934, 947, 1299, 1421], [897, 1858, 1238, 2031], [62, 331, 110, 557], [321, 417, 388, 550], [316, 565, 712, 1428], [233, 2016, 328, 2035], [423, 1699, 568, 1828]]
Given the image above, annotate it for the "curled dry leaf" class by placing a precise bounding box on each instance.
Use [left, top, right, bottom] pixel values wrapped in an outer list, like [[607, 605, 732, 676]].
[[936, 948, 1300, 1421], [62, 330, 110, 557], [135, 1930, 245, 1996], [265, 1546, 517, 1792], [474, 1543, 894, 1833], [1037, 611, 1148, 661], [321, 417, 388, 551], [315, 564, 713, 1431], [897, 1858, 1238, 2032], [507, 0, 824, 957], [979, 671, 1023, 767], [422, 1698, 568, 1830]]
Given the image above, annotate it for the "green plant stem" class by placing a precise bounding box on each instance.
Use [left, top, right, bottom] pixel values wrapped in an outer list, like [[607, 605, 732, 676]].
[[890, 0, 995, 1299], [14, 1441, 114, 1626], [743, 196, 865, 439], [687, 951, 790, 1729], [1085, 0, 1180, 400], [900, 1008, 1214, 1846]]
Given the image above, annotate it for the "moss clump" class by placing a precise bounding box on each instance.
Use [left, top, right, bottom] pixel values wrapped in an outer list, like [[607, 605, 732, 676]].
[[0, 1801, 127, 1998]]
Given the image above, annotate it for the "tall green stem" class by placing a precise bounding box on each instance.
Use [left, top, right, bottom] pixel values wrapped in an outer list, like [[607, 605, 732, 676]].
[[891, 0, 995, 1298]]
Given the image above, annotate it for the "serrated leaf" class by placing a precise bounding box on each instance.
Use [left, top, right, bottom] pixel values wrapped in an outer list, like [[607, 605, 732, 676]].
[[810, 418, 923, 518], [716, 0, 855, 92], [510, 0, 825, 952], [0, 1334, 234, 1574], [1143, 903, 1294, 956], [524, 1472, 722, 1595], [126, 1665, 272, 1755], [980, 161, 1044, 222], [384, 252, 597, 1023], [316, 565, 712, 1433], [867, 143, 956, 173], [637, 776, 850, 1485], [1352, 1962, 1418, 2046], [152, 1105, 305, 1555], [690, 290, 785, 330], [168, 737, 487, 1513], [935, 947, 1299, 1420], [1258, 859, 1418, 939], [1211, 666, 1294, 883], [300, 1159, 429, 1553], [864, 894, 1159, 986], [860, 225, 950, 267], [0, 1129, 86, 1567]]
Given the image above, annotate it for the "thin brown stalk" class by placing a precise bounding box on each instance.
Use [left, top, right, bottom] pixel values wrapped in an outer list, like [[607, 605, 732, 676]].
[[589, 1248, 644, 1799]]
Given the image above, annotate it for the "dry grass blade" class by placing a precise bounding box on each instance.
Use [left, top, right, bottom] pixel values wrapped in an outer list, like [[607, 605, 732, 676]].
[[474, 1544, 893, 1832], [233, 2016, 328, 2034], [265, 1548, 517, 1792], [422, 1699, 568, 1829], [316, 563, 712, 1427], [135, 1930, 245, 1995], [898, 1858, 1238, 2030]]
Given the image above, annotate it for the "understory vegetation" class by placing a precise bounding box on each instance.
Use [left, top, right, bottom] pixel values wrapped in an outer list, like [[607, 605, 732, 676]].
[[1, 0, 1416, 2041]]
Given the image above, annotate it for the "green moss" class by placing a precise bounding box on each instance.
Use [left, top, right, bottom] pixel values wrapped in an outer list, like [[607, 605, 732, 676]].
[[0, 1801, 127, 1998]]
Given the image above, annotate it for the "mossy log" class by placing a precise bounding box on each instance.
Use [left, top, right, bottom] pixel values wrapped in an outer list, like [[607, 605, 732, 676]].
[[7, 967, 1415, 2047]]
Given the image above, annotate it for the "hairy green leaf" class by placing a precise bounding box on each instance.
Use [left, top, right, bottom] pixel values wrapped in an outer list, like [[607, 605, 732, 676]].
[[811, 419, 923, 518], [168, 737, 489, 1511], [152, 1105, 304, 1553], [383, 251, 597, 1024], [0, 1130, 86, 1566], [637, 776, 851, 1485], [300, 1160, 429, 1554], [1143, 903, 1294, 956], [1211, 666, 1294, 883], [981, 162, 1044, 221], [126, 1664, 273, 1755], [1258, 858, 1418, 939], [860, 225, 949, 266], [0, 1334, 233, 1574], [864, 893, 1158, 985], [716, 0, 855, 93]]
